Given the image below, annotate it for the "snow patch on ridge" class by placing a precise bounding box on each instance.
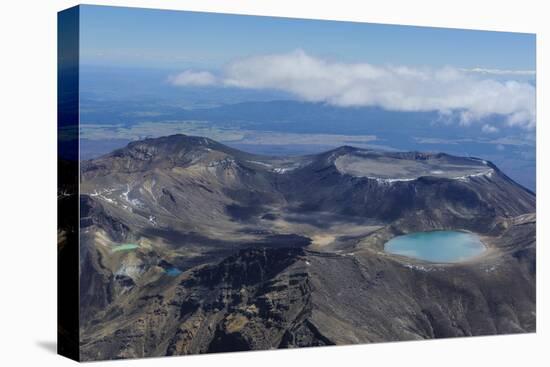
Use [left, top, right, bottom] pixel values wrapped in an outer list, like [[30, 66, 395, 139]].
[[273, 167, 296, 174]]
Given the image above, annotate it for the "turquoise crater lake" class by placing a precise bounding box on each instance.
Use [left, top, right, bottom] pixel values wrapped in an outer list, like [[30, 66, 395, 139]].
[[384, 231, 486, 263]]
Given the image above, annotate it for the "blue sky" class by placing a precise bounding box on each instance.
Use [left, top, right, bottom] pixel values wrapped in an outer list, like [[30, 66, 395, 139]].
[[79, 5, 535, 71]]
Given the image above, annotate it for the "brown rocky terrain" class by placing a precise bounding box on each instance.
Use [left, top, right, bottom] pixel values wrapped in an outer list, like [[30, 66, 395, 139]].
[[77, 135, 535, 361]]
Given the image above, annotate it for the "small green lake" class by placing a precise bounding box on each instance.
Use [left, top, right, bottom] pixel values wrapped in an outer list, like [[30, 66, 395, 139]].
[[384, 231, 486, 263], [111, 244, 139, 253]]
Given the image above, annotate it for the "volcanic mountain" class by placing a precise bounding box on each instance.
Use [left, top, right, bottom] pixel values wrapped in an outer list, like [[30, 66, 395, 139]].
[[78, 134, 535, 360]]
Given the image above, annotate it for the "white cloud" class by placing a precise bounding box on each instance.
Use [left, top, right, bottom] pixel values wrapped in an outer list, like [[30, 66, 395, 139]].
[[168, 70, 217, 86], [462, 67, 536, 76], [171, 50, 536, 130], [482, 124, 499, 134]]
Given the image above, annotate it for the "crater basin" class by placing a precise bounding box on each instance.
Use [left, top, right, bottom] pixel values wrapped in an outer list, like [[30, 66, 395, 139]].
[[384, 231, 486, 263]]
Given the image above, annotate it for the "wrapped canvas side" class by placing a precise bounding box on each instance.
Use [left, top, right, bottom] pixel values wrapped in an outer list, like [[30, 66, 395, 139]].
[[57, 5, 80, 362]]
